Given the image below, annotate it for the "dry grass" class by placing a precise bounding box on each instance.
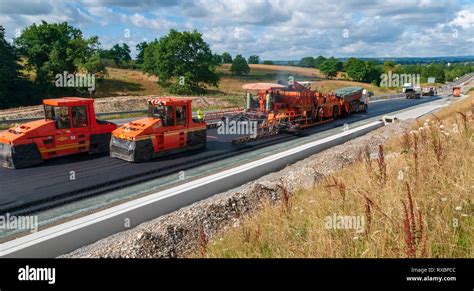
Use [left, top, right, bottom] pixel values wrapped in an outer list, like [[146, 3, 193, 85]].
[[94, 67, 166, 97], [310, 80, 395, 95], [200, 94, 474, 258], [97, 64, 325, 98], [218, 64, 325, 78]]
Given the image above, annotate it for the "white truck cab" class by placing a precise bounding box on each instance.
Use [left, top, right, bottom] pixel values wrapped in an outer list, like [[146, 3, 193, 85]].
[[402, 83, 413, 93]]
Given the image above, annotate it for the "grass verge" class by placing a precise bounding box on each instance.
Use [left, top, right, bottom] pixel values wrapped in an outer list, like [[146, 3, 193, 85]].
[[199, 94, 473, 258]]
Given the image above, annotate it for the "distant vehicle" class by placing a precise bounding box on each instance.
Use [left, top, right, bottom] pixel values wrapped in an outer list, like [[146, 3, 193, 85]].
[[359, 89, 370, 112], [402, 83, 413, 93], [405, 86, 421, 99], [0, 97, 117, 169], [452, 86, 461, 97], [422, 86, 435, 96]]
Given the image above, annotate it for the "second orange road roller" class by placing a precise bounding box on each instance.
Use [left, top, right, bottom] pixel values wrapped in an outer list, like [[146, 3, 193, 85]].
[[109, 98, 207, 162]]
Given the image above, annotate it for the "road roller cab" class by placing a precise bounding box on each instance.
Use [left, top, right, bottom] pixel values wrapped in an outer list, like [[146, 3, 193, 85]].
[[0, 97, 117, 169], [110, 98, 207, 162]]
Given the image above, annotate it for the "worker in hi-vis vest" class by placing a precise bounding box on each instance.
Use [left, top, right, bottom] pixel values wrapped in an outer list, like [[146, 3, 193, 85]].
[[265, 92, 272, 112], [197, 108, 204, 122]]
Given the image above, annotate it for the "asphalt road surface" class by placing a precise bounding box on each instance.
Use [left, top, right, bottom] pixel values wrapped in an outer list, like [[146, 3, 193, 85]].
[[0, 96, 440, 214]]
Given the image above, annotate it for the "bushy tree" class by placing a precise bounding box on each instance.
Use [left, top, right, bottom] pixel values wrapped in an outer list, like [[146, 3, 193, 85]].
[[101, 43, 131, 66], [382, 61, 397, 73], [213, 53, 223, 65], [80, 53, 107, 78], [222, 52, 232, 63], [263, 60, 274, 65], [135, 41, 148, 65], [0, 26, 21, 108], [445, 64, 474, 82], [15, 21, 99, 88], [299, 57, 315, 68], [422, 64, 445, 83], [142, 29, 219, 94], [314, 55, 327, 69], [230, 54, 250, 76], [364, 60, 382, 85], [344, 57, 367, 82], [248, 55, 260, 64], [319, 57, 340, 78]]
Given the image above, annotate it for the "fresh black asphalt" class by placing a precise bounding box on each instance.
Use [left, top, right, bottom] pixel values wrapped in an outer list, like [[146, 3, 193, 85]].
[[0, 97, 439, 214]]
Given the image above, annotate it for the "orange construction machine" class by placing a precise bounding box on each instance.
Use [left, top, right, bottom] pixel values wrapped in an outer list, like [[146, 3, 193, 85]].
[[241, 81, 367, 136], [452, 86, 461, 97], [335, 86, 368, 114], [110, 98, 207, 162], [0, 97, 117, 169]]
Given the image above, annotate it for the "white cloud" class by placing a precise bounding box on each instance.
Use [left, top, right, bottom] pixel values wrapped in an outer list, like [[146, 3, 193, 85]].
[[0, 0, 472, 58], [0, 0, 53, 15], [449, 6, 474, 29]]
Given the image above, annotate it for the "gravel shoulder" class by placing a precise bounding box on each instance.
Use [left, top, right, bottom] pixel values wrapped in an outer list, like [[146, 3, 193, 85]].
[[61, 120, 411, 258]]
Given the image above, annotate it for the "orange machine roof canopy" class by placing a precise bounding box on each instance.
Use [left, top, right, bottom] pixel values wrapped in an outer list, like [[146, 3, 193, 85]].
[[242, 83, 287, 90], [43, 97, 94, 107], [148, 98, 193, 106]]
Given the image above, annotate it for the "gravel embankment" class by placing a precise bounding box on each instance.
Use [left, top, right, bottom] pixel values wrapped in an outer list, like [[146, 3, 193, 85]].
[[62, 120, 411, 258]]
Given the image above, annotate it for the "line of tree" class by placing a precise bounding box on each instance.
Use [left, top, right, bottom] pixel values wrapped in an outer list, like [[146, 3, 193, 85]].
[[380, 61, 474, 83], [2, 20, 269, 105], [297, 55, 473, 85]]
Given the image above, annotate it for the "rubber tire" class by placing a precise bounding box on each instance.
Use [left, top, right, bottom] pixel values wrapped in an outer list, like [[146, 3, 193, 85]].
[[90, 133, 112, 154], [9, 143, 43, 169], [333, 106, 339, 119]]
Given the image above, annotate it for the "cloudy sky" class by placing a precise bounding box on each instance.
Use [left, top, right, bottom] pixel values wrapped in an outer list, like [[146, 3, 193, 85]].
[[0, 0, 473, 60]]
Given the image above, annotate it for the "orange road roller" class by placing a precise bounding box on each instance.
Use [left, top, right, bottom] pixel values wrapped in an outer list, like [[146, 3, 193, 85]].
[[0, 97, 117, 169], [110, 98, 207, 162]]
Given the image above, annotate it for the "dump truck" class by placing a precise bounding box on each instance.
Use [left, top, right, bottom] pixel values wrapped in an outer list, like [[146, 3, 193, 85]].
[[335, 86, 367, 114], [0, 97, 117, 169], [110, 98, 207, 162]]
